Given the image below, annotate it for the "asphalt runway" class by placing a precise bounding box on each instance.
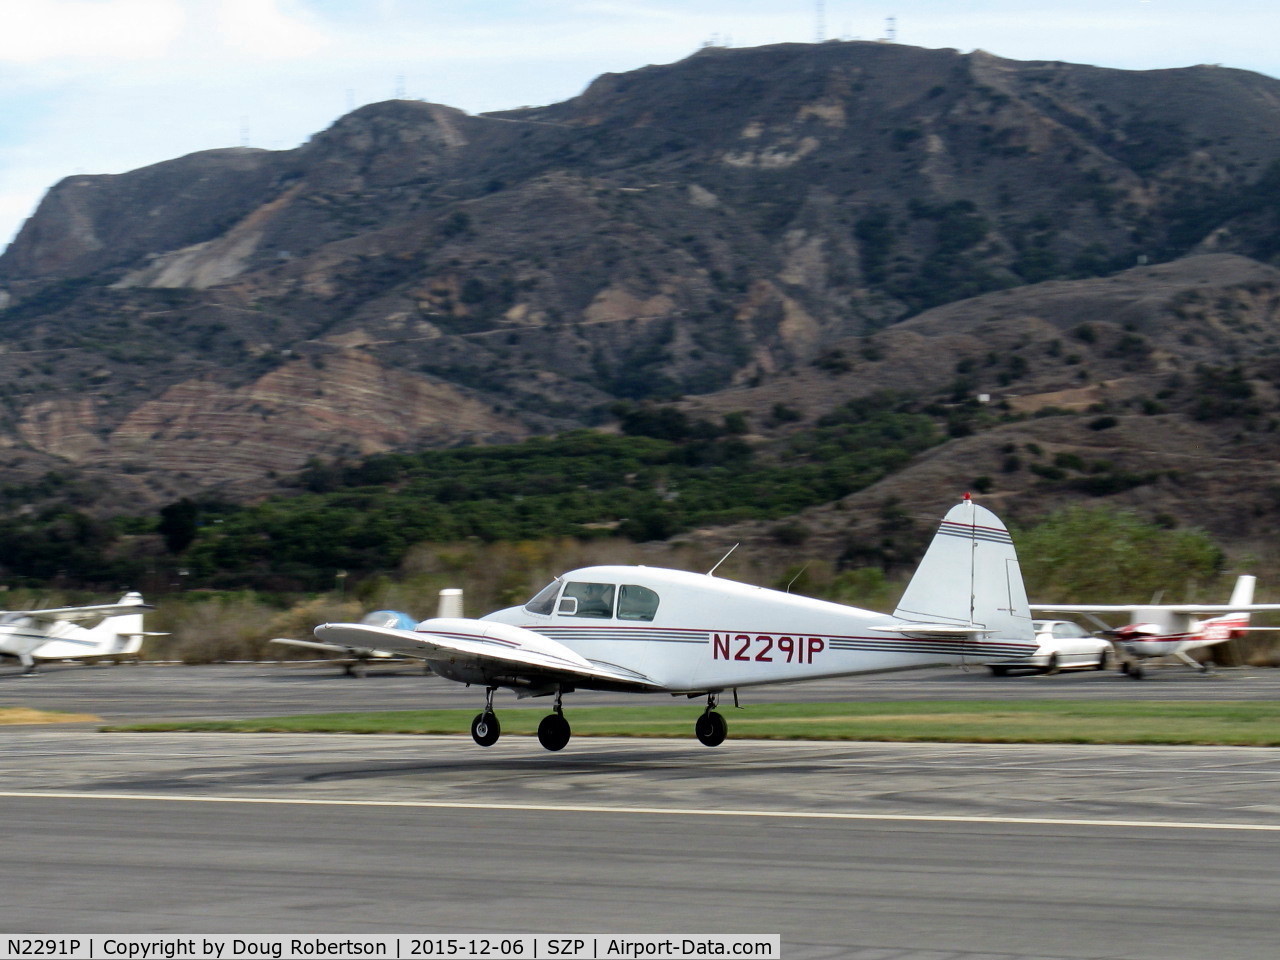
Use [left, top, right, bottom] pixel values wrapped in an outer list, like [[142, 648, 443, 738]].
[[5, 664, 1280, 958], [4, 730, 1280, 958]]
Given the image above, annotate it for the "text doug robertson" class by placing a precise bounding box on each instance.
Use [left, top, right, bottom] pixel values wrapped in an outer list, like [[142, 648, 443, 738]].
[[95, 941, 385, 959]]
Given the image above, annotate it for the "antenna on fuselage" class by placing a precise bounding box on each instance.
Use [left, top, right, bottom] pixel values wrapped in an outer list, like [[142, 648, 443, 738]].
[[708, 543, 739, 577], [785, 562, 811, 594]]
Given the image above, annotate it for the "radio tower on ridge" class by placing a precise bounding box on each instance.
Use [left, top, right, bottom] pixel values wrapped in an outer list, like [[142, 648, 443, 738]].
[[815, 0, 826, 42]]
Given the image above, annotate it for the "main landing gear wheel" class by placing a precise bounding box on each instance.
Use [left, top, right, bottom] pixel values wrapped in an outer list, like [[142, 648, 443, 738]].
[[538, 713, 571, 751], [471, 711, 501, 746], [471, 686, 501, 746], [537, 687, 571, 752], [695, 694, 728, 747], [696, 711, 727, 747]]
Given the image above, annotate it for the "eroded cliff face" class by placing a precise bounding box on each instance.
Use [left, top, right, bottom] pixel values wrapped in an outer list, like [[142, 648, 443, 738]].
[[17, 352, 524, 485], [111, 352, 522, 481], [3, 42, 1280, 513]]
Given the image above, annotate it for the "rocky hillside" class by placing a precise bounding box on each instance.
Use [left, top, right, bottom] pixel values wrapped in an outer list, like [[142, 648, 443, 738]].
[[681, 252, 1280, 560], [3, 40, 1280, 538]]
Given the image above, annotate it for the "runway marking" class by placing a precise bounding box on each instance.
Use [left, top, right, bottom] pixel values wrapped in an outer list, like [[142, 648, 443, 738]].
[[3, 789, 1280, 833]]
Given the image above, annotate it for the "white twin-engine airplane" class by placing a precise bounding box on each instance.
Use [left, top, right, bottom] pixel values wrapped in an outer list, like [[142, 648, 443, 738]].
[[0, 592, 156, 676], [316, 496, 1038, 750], [1032, 574, 1280, 679]]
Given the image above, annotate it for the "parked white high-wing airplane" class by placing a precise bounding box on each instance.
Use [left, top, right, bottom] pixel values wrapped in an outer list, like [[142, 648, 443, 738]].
[[271, 589, 463, 676], [316, 497, 1038, 750], [0, 592, 155, 675], [1032, 574, 1280, 679]]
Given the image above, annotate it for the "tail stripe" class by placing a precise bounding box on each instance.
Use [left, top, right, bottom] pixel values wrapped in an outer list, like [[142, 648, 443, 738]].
[[938, 521, 1013, 544]]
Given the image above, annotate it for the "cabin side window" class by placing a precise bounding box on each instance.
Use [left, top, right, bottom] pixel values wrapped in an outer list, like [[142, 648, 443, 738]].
[[524, 579, 561, 616], [559, 581, 615, 618], [617, 584, 660, 622]]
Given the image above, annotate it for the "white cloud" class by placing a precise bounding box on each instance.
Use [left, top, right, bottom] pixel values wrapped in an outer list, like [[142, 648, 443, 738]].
[[0, 0, 334, 67], [210, 0, 332, 60], [0, 0, 183, 63]]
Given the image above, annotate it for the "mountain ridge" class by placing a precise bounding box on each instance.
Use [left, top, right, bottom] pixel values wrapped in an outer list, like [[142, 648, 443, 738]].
[[2, 40, 1280, 557]]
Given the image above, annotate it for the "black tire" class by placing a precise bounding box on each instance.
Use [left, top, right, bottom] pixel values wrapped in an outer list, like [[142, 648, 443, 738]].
[[1044, 653, 1060, 675], [1128, 664, 1145, 680], [1095, 649, 1111, 671], [989, 665, 1009, 677], [537, 713, 571, 752], [471, 711, 501, 746], [695, 710, 728, 747]]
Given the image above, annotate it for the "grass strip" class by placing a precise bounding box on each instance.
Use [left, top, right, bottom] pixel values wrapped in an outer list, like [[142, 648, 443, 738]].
[[102, 699, 1280, 746]]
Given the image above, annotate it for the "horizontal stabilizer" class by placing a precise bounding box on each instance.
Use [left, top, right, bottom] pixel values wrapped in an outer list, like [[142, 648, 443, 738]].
[[868, 622, 992, 636], [270, 637, 395, 658]]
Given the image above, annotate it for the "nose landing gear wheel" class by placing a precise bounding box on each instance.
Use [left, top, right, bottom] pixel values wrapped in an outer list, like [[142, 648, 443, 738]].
[[538, 713, 571, 751], [471, 711, 501, 746], [695, 710, 727, 747]]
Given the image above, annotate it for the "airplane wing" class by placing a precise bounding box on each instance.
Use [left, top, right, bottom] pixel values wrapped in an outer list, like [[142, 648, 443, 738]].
[[21, 598, 155, 623], [1031, 603, 1280, 615], [269, 637, 397, 659], [314, 618, 663, 691]]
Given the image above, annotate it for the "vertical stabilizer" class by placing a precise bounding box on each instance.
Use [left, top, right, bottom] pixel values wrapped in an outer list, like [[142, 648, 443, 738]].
[[437, 588, 464, 618], [1228, 575, 1256, 609], [85, 592, 148, 655], [893, 497, 1034, 641], [1208, 574, 1258, 639]]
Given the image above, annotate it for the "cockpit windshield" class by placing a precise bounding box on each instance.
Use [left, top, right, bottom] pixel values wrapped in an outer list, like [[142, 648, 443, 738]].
[[524, 579, 561, 616]]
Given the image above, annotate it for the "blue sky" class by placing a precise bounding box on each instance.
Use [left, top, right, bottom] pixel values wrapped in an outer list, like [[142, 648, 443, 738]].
[[3, 0, 1280, 252]]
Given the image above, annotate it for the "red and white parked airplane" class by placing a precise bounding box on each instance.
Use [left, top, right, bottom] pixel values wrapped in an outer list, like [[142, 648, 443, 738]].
[[1032, 575, 1280, 678]]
